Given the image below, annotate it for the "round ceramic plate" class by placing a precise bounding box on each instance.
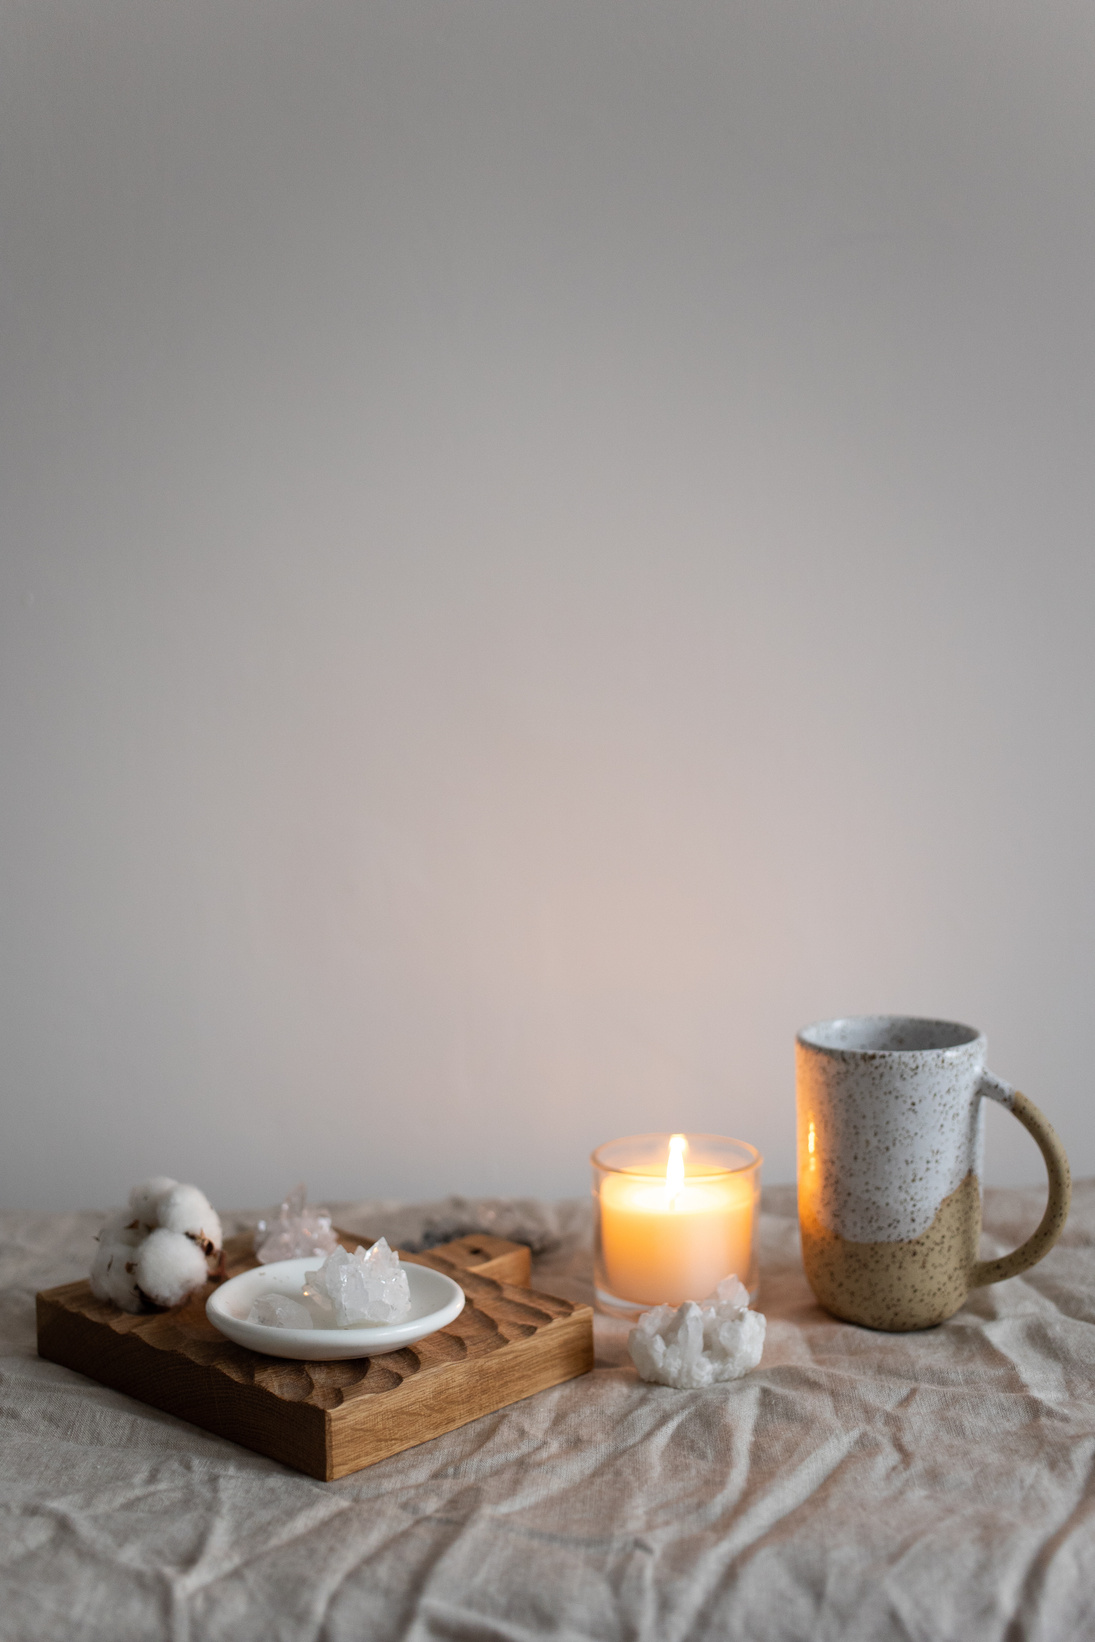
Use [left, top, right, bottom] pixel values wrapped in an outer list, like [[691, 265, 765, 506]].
[[206, 1256, 465, 1361]]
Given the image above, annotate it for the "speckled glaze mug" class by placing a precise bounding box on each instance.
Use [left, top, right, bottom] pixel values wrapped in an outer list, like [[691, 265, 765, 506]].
[[796, 1016, 1070, 1331]]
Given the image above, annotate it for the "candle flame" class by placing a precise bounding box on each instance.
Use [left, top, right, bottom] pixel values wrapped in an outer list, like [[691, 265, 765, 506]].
[[666, 1133, 687, 1208]]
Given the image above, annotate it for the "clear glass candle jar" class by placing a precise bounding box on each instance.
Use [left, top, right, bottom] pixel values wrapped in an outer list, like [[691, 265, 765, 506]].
[[592, 1132, 761, 1319]]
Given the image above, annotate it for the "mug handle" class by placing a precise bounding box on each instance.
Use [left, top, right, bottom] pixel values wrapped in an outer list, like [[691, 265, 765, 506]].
[[969, 1075, 1071, 1288]]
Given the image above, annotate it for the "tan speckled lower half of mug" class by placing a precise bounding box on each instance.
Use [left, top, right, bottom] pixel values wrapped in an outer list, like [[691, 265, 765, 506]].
[[800, 1171, 981, 1331]]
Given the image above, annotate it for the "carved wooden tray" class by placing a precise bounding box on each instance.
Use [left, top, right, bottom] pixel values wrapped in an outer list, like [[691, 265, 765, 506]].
[[36, 1231, 593, 1480]]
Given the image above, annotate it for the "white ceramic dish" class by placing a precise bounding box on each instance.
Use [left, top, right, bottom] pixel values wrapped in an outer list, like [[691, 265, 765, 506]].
[[205, 1257, 465, 1361]]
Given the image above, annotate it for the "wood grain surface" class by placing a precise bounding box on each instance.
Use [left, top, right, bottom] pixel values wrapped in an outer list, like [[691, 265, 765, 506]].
[[36, 1230, 593, 1479]]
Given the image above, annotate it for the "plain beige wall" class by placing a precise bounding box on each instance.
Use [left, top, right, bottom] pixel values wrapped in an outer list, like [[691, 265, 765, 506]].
[[1, 0, 1093, 1212]]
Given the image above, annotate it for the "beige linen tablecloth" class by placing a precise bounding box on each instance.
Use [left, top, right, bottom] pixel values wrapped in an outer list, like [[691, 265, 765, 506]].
[[2, 1184, 1093, 1642]]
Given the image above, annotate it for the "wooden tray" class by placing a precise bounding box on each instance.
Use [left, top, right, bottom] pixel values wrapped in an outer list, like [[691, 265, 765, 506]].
[[36, 1230, 593, 1480]]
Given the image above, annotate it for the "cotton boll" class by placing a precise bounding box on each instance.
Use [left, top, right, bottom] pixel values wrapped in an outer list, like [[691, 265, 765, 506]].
[[135, 1227, 210, 1308], [90, 1239, 144, 1312], [128, 1176, 179, 1228], [155, 1184, 222, 1256], [99, 1207, 143, 1247]]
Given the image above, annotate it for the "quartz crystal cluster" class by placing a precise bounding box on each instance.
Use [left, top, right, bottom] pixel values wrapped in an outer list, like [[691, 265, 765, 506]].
[[90, 1178, 223, 1312], [300, 1234, 415, 1326], [245, 1246, 412, 1330], [301, 1238, 412, 1327], [254, 1183, 340, 1264], [628, 1275, 766, 1389]]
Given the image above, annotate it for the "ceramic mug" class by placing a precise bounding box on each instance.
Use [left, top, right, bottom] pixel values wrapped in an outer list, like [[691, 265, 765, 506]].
[[796, 1016, 1070, 1331]]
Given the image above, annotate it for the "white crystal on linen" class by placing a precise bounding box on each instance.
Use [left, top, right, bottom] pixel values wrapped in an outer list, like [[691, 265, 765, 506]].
[[255, 1183, 340, 1264], [247, 1292, 314, 1329], [628, 1276, 766, 1389], [302, 1238, 412, 1327]]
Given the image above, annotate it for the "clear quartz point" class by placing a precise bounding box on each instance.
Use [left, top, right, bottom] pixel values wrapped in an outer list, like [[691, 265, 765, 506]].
[[254, 1183, 340, 1264], [302, 1238, 412, 1327]]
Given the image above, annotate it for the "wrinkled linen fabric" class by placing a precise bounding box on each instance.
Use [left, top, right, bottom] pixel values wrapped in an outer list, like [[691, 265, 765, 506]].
[[2, 1186, 1094, 1642]]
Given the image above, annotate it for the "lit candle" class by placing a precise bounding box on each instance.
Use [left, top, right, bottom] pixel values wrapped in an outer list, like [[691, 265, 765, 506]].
[[593, 1133, 761, 1317]]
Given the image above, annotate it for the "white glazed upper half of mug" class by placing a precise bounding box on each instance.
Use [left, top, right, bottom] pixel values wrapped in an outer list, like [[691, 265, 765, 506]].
[[795, 1016, 1013, 1243]]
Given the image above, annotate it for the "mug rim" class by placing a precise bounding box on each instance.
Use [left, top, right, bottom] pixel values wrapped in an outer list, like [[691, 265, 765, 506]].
[[797, 1014, 985, 1057]]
